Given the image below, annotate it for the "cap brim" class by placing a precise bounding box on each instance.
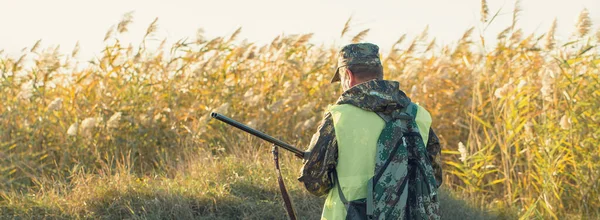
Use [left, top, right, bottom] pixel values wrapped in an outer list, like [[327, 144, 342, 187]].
[[330, 68, 341, 83]]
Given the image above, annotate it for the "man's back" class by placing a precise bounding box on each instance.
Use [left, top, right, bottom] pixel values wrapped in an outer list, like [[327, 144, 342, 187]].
[[324, 103, 384, 219], [299, 80, 442, 219]]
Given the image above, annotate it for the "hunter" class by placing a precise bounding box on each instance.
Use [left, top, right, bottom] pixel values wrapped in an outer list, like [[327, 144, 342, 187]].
[[298, 43, 443, 220]]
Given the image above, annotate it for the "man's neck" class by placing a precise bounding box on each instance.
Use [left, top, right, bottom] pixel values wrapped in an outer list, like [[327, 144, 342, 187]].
[[350, 78, 380, 88]]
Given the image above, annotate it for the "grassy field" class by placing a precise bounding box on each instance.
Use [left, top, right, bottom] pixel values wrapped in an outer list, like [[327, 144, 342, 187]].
[[1, 3, 599, 219], [0, 154, 500, 219]]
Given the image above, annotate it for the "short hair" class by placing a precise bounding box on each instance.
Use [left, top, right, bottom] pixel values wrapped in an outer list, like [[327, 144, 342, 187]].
[[344, 64, 383, 81]]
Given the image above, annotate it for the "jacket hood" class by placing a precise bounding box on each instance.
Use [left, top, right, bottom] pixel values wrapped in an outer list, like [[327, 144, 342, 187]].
[[335, 80, 411, 115]]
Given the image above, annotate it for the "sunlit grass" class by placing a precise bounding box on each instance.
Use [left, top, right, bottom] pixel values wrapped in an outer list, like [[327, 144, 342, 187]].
[[1, 3, 599, 219]]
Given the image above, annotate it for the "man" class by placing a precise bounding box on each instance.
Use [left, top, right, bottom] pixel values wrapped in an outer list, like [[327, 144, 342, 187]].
[[298, 43, 443, 220]]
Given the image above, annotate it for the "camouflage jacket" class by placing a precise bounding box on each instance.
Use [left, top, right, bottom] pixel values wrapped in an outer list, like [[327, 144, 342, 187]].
[[298, 80, 443, 197]]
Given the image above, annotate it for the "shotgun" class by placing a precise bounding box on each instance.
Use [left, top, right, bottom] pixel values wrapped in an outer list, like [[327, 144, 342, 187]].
[[210, 112, 309, 159]]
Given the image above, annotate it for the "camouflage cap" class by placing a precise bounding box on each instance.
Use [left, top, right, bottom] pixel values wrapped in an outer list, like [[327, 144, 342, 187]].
[[331, 43, 382, 83]]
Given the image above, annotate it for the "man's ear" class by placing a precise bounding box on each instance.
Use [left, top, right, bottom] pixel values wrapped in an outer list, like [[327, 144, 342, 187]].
[[345, 68, 357, 85], [345, 68, 354, 82]]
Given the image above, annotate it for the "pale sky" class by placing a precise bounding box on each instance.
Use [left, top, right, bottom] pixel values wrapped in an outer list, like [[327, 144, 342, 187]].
[[1, 0, 599, 60]]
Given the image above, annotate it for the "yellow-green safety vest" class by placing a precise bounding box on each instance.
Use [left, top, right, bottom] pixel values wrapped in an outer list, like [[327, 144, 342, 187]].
[[321, 103, 432, 220]]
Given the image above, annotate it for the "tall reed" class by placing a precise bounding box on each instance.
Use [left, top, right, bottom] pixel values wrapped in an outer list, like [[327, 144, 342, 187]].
[[1, 7, 598, 219]]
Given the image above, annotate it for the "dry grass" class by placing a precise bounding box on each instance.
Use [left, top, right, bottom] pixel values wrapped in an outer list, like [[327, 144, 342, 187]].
[[0, 154, 498, 219], [1, 6, 599, 219]]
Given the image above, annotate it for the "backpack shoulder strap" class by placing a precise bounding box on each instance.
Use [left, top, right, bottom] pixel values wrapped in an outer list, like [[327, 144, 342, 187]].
[[372, 102, 415, 182], [369, 102, 418, 218]]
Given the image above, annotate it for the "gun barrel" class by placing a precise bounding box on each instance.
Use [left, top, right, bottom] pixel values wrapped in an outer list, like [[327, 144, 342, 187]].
[[211, 112, 308, 159]]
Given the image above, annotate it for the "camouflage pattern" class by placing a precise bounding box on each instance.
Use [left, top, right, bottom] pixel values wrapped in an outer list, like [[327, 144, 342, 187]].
[[369, 105, 411, 219], [298, 80, 443, 219], [331, 43, 383, 83], [426, 129, 443, 189], [397, 104, 440, 220], [297, 111, 337, 196]]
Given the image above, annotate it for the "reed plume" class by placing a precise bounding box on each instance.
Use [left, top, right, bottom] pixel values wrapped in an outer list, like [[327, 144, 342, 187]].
[[481, 0, 489, 23], [352, 29, 370, 43], [72, 41, 80, 57], [544, 18, 557, 50], [511, 0, 522, 30], [117, 11, 134, 34], [576, 8, 592, 37], [341, 16, 352, 38]]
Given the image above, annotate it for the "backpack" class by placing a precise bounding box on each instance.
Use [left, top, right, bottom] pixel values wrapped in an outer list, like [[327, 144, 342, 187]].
[[334, 102, 440, 220]]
